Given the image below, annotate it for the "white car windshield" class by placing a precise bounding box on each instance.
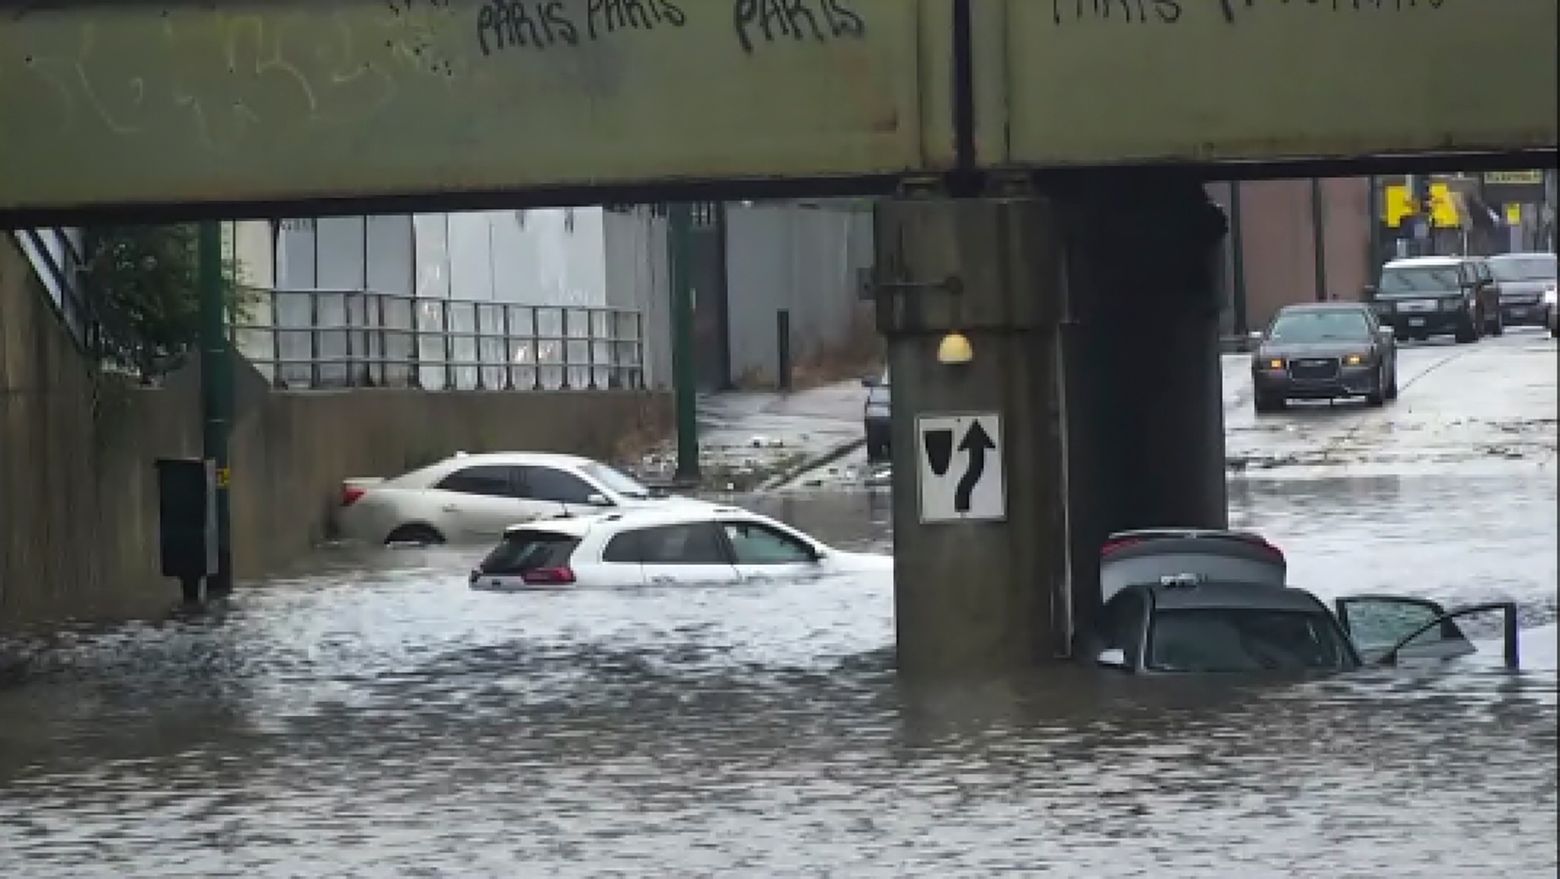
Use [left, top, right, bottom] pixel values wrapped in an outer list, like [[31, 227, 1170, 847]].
[[1488, 255, 1556, 282], [581, 462, 651, 499]]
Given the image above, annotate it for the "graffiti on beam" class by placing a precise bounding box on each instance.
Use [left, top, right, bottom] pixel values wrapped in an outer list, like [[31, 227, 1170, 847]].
[[476, 0, 687, 55], [734, 0, 867, 54], [1051, 0, 1450, 26]]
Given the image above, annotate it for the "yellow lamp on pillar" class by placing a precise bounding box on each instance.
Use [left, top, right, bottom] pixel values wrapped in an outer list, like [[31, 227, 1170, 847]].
[[936, 331, 974, 366]]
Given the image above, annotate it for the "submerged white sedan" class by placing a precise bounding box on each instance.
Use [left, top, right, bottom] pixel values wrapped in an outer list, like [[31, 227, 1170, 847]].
[[468, 506, 892, 590], [335, 452, 709, 545]]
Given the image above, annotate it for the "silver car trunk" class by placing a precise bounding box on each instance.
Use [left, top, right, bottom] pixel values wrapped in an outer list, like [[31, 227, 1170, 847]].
[[1100, 529, 1287, 602]]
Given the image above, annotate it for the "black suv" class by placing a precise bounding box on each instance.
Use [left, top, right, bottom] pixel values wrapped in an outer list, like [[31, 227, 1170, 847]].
[[1366, 256, 1503, 343]]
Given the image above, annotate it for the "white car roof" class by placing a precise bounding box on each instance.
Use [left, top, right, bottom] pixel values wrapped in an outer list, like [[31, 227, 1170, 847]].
[[398, 451, 602, 485], [436, 451, 596, 469], [501, 505, 772, 539], [1382, 256, 1466, 268]]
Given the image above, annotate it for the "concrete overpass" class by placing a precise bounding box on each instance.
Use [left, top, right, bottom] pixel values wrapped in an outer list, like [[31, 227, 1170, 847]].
[[2, 0, 1555, 674], [1, 0, 1553, 218]]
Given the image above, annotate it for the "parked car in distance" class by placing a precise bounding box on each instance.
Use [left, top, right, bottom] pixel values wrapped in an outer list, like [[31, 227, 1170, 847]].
[[336, 452, 708, 545], [862, 368, 891, 462], [1366, 255, 1502, 342], [469, 506, 892, 590], [1249, 303, 1398, 413], [1486, 252, 1558, 331], [1081, 531, 1521, 675]]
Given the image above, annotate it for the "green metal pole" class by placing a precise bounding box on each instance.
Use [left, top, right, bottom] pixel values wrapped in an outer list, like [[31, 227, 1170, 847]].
[[198, 221, 233, 596], [668, 204, 700, 484], [1367, 175, 1382, 285], [1310, 177, 1328, 301]]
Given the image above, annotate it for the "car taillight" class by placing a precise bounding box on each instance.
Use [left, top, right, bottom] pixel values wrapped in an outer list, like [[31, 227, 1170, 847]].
[[1100, 536, 1144, 558], [521, 566, 575, 585], [341, 484, 367, 507], [1247, 537, 1285, 561]]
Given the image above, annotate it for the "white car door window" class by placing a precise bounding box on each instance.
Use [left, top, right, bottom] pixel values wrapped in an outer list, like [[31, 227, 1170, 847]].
[[520, 466, 602, 516], [433, 465, 536, 537], [722, 521, 819, 582], [630, 523, 739, 586]]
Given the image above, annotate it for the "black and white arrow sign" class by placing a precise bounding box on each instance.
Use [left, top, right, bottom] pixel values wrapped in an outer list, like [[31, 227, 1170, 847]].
[[916, 413, 1006, 523]]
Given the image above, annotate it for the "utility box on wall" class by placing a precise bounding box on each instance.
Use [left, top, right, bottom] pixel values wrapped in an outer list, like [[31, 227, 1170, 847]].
[[155, 458, 217, 587]]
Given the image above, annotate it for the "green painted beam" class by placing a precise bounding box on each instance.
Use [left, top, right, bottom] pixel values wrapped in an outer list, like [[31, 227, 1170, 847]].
[[0, 0, 942, 214], [0, 0, 1555, 218]]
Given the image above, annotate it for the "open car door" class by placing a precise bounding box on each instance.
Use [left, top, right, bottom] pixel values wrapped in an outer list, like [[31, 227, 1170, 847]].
[[1335, 595, 1520, 669]]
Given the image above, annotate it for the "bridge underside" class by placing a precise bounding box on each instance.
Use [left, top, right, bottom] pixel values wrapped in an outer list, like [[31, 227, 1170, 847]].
[[1, 0, 1555, 225]]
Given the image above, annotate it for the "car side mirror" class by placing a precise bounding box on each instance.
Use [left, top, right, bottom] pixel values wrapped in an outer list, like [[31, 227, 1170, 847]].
[[1246, 330, 1263, 343], [1095, 648, 1129, 671], [1361, 285, 1378, 301], [586, 493, 613, 507]]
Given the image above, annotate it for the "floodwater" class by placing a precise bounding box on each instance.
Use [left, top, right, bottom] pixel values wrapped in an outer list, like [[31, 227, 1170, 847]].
[[2, 469, 1555, 877]]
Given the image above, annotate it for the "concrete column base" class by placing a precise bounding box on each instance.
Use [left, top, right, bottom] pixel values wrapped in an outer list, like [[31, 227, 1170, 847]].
[[876, 178, 1230, 675], [875, 197, 1069, 675]]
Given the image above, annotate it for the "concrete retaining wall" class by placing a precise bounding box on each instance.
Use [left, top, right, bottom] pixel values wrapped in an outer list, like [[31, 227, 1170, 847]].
[[1, 236, 670, 629]]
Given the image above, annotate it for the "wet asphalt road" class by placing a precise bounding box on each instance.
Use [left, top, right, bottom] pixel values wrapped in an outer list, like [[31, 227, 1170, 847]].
[[0, 333, 1555, 877]]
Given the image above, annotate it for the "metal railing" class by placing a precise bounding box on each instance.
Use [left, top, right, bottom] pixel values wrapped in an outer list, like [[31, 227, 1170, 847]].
[[12, 228, 100, 355], [234, 288, 645, 392]]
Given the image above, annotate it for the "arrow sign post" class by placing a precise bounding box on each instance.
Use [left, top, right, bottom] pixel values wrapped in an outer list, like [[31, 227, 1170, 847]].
[[954, 421, 995, 513], [917, 413, 1006, 523]]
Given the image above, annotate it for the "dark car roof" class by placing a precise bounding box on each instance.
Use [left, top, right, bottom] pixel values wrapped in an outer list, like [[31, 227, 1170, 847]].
[[1143, 580, 1330, 613]]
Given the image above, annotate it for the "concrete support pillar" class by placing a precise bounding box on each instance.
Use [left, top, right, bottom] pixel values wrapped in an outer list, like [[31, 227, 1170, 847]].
[[1053, 176, 1231, 637], [875, 197, 1070, 675], [877, 178, 1229, 676]]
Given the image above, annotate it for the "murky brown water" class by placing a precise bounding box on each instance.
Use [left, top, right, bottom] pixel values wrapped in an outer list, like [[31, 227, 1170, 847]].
[[2, 477, 1556, 877]]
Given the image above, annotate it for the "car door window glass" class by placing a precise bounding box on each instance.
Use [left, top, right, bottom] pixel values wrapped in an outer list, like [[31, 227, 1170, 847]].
[[602, 531, 642, 563], [638, 524, 729, 565], [723, 522, 815, 564], [1340, 598, 1444, 652], [521, 466, 596, 505], [436, 466, 518, 498]]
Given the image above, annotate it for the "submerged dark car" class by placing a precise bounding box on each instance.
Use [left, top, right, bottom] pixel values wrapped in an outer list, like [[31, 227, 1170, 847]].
[[1081, 576, 1519, 675], [1079, 531, 1522, 676], [1250, 303, 1398, 413]]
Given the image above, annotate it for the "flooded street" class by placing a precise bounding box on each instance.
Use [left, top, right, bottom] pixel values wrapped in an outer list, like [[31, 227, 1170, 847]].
[[2, 336, 1556, 877]]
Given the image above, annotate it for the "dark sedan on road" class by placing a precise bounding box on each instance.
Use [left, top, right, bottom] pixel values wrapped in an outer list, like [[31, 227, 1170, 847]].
[[1249, 303, 1398, 413], [861, 368, 890, 462], [1487, 252, 1557, 331]]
